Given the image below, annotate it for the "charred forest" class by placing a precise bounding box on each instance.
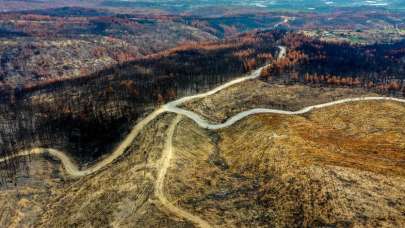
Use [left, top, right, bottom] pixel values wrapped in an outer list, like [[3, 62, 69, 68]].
[[0, 31, 283, 181], [260, 33, 405, 96], [1, 30, 405, 182]]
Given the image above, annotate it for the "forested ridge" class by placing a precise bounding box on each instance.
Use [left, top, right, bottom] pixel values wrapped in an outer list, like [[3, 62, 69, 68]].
[[260, 33, 405, 96]]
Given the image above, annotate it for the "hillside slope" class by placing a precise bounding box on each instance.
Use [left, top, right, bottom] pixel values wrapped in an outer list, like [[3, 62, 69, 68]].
[[166, 100, 405, 227], [1, 80, 404, 227]]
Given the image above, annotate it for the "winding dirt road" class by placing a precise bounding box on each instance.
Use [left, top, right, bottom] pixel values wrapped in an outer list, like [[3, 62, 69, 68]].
[[165, 96, 405, 130], [2, 45, 404, 176], [0, 108, 166, 178], [2, 45, 405, 227], [0, 46, 287, 177]]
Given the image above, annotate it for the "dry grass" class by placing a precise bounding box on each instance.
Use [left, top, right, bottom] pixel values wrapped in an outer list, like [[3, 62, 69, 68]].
[[166, 100, 405, 227], [0, 156, 64, 227], [37, 113, 190, 228], [182, 80, 377, 123], [283, 101, 405, 176], [0, 114, 194, 228], [0, 81, 404, 227]]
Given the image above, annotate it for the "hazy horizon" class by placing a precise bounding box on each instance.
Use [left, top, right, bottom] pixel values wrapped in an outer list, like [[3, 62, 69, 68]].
[[1, 0, 404, 13]]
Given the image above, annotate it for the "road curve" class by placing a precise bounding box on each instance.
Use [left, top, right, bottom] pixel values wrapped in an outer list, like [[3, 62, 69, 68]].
[[1, 45, 405, 226], [2, 45, 405, 177], [0, 108, 166, 177], [165, 96, 405, 130], [0, 46, 285, 177], [165, 46, 285, 108]]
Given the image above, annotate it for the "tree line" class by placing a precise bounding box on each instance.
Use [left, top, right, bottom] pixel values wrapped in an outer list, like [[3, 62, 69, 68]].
[[260, 32, 405, 96]]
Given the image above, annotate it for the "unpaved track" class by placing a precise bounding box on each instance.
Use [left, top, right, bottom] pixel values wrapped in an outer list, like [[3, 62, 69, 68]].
[[0, 46, 287, 177], [155, 115, 212, 228], [1, 45, 405, 227], [1, 45, 404, 175], [165, 96, 405, 130], [2, 45, 405, 176], [0, 108, 166, 177]]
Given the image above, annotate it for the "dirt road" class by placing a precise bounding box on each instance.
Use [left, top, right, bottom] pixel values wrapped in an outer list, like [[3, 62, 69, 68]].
[[154, 115, 212, 228]]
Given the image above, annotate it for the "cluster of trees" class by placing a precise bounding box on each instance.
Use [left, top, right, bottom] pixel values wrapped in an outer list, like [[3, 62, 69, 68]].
[[260, 32, 405, 96], [260, 49, 307, 78], [297, 73, 404, 95]]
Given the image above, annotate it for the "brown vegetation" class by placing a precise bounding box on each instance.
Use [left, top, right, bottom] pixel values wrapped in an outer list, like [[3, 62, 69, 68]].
[[260, 33, 405, 97], [183, 79, 377, 123], [166, 100, 405, 227]]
